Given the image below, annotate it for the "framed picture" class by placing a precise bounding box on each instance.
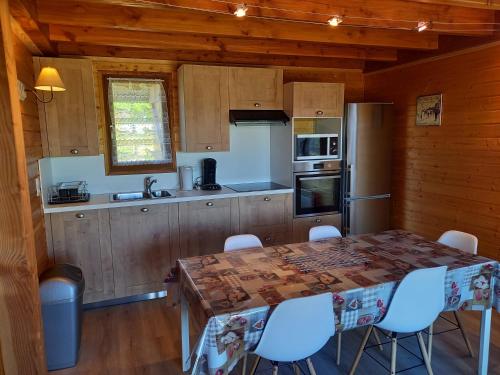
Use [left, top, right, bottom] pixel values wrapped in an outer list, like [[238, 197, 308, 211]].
[[416, 94, 442, 126]]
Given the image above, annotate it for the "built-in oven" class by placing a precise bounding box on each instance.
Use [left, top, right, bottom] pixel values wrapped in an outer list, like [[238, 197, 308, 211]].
[[293, 160, 342, 217], [295, 133, 339, 160]]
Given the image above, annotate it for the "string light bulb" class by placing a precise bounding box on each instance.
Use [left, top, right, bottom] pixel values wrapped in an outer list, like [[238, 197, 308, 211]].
[[417, 20, 431, 32], [234, 4, 248, 17], [328, 16, 343, 27]]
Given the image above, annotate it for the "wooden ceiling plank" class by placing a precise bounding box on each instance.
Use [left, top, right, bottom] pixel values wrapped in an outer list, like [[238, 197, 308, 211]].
[[56, 0, 496, 36], [409, 0, 500, 10], [37, 1, 439, 49], [56, 42, 366, 69], [49, 24, 398, 61], [9, 0, 56, 55]]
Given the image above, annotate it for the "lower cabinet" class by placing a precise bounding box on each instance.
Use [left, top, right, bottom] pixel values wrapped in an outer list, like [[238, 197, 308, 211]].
[[50, 209, 114, 304], [292, 213, 342, 243], [179, 198, 239, 257], [239, 193, 293, 246], [109, 204, 179, 298]]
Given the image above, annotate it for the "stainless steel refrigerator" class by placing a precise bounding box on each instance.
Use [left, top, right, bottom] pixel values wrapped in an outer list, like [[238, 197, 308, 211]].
[[342, 103, 394, 235]]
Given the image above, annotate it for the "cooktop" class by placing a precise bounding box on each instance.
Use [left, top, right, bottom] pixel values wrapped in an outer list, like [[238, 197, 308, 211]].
[[225, 182, 290, 193]]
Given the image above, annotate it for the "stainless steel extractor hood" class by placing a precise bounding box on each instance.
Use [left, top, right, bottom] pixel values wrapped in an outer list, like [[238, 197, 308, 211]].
[[229, 110, 289, 126]]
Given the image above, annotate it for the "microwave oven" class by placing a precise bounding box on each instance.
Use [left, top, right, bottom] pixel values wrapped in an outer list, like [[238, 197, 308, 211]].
[[295, 133, 339, 161]]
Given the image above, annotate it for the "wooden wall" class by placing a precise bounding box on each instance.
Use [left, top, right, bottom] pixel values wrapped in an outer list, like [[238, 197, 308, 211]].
[[12, 32, 49, 273], [365, 43, 500, 260]]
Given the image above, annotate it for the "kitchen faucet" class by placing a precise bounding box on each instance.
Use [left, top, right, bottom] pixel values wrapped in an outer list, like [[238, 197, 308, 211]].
[[144, 176, 158, 197]]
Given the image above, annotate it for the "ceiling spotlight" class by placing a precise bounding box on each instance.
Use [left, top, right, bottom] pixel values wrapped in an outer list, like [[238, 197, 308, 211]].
[[328, 16, 343, 27], [234, 4, 248, 17], [417, 20, 430, 32]]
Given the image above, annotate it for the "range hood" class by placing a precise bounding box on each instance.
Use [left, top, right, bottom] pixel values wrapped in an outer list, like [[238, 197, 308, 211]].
[[229, 110, 289, 126]]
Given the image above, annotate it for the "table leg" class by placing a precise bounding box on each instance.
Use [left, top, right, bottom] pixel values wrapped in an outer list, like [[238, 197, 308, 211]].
[[478, 308, 492, 375], [181, 291, 191, 372]]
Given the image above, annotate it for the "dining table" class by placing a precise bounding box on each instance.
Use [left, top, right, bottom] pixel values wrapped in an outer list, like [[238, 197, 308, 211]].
[[176, 230, 499, 375]]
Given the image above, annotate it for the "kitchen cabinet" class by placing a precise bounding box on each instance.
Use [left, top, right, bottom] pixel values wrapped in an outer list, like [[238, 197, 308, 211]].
[[228, 67, 283, 110], [179, 198, 239, 258], [109, 203, 179, 298], [178, 65, 229, 152], [50, 209, 114, 304], [292, 214, 342, 243], [239, 193, 293, 247], [284, 82, 344, 118], [33, 57, 99, 157]]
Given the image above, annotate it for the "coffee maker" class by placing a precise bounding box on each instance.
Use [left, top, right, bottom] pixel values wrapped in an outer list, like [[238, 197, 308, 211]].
[[200, 158, 221, 190]]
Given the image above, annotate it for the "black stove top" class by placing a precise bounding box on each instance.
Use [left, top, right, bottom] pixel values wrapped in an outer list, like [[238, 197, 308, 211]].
[[225, 182, 290, 193]]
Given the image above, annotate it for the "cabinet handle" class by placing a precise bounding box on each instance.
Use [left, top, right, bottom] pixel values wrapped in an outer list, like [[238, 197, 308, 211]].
[[315, 218, 322, 223], [70, 149, 79, 155], [206, 201, 214, 207], [254, 102, 261, 108], [140, 207, 149, 213], [206, 146, 213, 150], [264, 197, 271, 201], [316, 110, 324, 116], [75, 213, 85, 219]]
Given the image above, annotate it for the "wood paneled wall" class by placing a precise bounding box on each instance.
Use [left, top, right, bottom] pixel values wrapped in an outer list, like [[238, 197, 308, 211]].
[[365, 43, 500, 260], [13, 32, 49, 273]]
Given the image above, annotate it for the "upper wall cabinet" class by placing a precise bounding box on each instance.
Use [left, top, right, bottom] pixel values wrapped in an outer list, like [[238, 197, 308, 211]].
[[178, 65, 229, 152], [284, 82, 345, 118], [228, 67, 283, 110], [33, 57, 99, 157]]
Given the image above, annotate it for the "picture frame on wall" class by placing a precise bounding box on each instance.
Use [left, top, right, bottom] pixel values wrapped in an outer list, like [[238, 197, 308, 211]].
[[416, 94, 442, 126]]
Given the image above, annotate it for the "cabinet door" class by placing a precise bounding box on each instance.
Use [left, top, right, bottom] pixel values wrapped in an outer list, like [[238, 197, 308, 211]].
[[33, 57, 98, 157], [286, 82, 344, 117], [239, 193, 292, 247], [179, 198, 239, 258], [178, 65, 229, 152], [50, 210, 114, 303], [292, 214, 342, 243], [229, 67, 283, 110], [109, 204, 179, 298]]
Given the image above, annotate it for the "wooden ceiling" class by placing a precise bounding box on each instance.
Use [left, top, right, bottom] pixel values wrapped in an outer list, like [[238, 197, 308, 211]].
[[9, 0, 500, 71]]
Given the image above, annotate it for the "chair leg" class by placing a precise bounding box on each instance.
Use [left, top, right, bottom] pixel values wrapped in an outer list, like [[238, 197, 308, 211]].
[[306, 358, 317, 375], [336, 332, 342, 365], [390, 333, 398, 375], [427, 323, 433, 362], [373, 328, 384, 352], [249, 356, 261, 375], [242, 354, 247, 375], [293, 362, 301, 375], [454, 311, 475, 358], [417, 332, 434, 375], [272, 364, 279, 375], [348, 325, 373, 375]]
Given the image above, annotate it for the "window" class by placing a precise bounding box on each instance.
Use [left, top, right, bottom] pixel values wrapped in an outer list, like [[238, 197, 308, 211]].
[[102, 73, 175, 174]]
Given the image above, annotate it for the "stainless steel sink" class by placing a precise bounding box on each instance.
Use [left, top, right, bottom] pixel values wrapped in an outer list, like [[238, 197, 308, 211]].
[[111, 190, 172, 201]]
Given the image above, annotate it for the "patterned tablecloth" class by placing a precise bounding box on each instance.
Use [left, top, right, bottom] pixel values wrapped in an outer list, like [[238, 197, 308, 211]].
[[178, 230, 499, 375]]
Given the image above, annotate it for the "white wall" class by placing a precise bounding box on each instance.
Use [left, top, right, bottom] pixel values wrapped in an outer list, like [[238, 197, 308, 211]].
[[40, 125, 272, 194]]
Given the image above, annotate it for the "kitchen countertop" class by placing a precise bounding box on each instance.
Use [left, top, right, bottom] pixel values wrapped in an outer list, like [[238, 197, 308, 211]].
[[43, 186, 294, 213]]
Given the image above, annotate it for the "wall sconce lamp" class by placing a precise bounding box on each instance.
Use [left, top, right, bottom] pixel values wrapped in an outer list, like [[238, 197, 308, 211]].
[[23, 67, 66, 104]]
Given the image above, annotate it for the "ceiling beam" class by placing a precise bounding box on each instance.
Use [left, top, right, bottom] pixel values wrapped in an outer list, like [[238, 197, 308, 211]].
[[58, 0, 496, 36], [56, 42, 366, 69], [49, 25, 398, 61], [9, 0, 56, 55], [37, 1, 439, 50], [409, 0, 500, 10]]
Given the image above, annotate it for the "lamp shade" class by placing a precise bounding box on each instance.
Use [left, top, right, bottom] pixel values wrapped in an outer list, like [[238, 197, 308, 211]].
[[34, 67, 66, 92]]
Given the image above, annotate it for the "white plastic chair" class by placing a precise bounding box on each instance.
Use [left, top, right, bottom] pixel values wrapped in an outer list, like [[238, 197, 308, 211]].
[[249, 292, 335, 375], [224, 234, 263, 252], [309, 225, 342, 241], [350, 266, 447, 375], [426, 230, 478, 359]]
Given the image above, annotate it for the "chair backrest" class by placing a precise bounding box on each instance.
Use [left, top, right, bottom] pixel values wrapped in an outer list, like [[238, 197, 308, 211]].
[[376, 266, 447, 333], [253, 292, 335, 362], [438, 230, 478, 255], [224, 234, 263, 252], [309, 225, 342, 241]]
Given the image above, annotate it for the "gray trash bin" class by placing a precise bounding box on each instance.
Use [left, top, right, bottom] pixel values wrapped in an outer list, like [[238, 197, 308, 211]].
[[40, 264, 85, 371]]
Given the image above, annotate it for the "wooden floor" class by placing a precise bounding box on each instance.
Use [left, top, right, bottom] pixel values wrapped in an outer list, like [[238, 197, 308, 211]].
[[54, 299, 499, 375]]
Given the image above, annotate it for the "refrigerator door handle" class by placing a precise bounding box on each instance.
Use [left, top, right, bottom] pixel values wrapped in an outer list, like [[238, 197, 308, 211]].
[[345, 194, 391, 202]]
